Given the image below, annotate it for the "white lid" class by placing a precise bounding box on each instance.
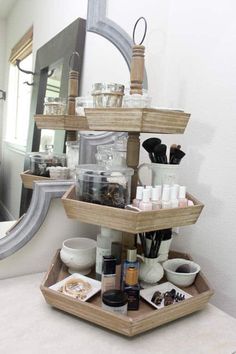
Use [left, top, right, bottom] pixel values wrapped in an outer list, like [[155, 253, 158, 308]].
[[152, 186, 162, 201], [136, 186, 144, 199], [162, 185, 170, 201], [179, 186, 186, 199], [142, 188, 151, 203]]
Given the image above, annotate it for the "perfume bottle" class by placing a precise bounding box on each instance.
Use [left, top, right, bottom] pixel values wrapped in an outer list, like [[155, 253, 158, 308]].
[[122, 248, 140, 288], [101, 256, 116, 294], [124, 267, 140, 310]]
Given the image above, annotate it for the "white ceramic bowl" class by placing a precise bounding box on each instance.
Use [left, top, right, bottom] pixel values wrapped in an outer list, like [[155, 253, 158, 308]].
[[60, 237, 96, 275], [163, 258, 201, 287]]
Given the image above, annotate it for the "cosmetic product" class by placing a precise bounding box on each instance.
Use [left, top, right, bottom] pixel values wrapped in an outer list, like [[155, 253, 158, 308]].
[[142, 137, 161, 163], [96, 227, 122, 280], [124, 267, 140, 310], [151, 185, 162, 210], [102, 289, 128, 315], [153, 144, 167, 164], [132, 185, 144, 207], [111, 242, 122, 290], [170, 148, 186, 165], [170, 185, 179, 208], [101, 256, 116, 294], [139, 188, 152, 211], [161, 185, 171, 209], [178, 186, 188, 208], [122, 248, 140, 287], [187, 199, 194, 206]]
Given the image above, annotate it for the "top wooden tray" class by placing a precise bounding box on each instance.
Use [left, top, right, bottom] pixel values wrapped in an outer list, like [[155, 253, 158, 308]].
[[35, 108, 190, 134]]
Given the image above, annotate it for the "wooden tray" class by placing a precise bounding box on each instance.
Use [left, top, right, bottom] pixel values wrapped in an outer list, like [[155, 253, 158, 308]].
[[20, 170, 51, 189], [34, 114, 89, 130], [85, 108, 190, 134], [34, 108, 190, 134], [40, 250, 213, 337], [62, 185, 204, 233]]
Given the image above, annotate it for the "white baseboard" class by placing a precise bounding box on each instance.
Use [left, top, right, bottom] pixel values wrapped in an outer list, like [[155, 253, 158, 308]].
[[0, 201, 15, 221]]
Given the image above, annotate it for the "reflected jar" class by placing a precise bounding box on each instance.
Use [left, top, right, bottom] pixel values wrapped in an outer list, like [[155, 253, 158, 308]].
[[66, 140, 80, 179]]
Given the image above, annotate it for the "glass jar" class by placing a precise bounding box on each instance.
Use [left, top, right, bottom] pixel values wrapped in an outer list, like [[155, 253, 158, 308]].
[[44, 97, 67, 115], [92, 83, 125, 107], [75, 164, 134, 208], [66, 140, 80, 178], [75, 96, 93, 116], [28, 152, 67, 177]]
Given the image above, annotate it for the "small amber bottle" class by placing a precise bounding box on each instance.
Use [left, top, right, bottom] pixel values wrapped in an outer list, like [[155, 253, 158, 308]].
[[124, 266, 140, 310]]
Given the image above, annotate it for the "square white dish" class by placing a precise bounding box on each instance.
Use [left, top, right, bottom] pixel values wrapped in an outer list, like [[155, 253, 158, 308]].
[[49, 273, 101, 302], [140, 281, 192, 309]]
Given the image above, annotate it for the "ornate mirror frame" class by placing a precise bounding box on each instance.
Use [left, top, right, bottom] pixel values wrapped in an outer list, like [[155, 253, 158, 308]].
[[0, 0, 147, 259]]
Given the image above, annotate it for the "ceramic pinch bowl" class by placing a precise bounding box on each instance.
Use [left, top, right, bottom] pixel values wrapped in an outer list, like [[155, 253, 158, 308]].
[[162, 258, 201, 287], [60, 237, 97, 275]]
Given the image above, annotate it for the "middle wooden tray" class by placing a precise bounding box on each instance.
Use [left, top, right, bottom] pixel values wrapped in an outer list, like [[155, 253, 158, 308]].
[[62, 185, 204, 233]]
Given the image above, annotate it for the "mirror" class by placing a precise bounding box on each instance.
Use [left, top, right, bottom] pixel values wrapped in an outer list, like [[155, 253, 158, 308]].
[[19, 18, 86, 215]]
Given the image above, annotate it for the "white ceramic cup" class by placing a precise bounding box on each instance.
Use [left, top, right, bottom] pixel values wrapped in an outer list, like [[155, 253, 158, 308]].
[[138, 163, 179, 186], [60, 237, 96, 275]]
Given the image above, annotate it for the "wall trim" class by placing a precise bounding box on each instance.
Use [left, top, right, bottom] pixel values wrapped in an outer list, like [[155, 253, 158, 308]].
[[3, 141, 26, 156]]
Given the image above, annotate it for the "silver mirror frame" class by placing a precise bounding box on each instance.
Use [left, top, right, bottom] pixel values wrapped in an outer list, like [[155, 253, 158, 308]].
[[0, 0, 148, 259]]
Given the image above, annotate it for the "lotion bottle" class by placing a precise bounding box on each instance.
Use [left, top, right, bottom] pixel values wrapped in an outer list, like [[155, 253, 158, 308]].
[[139, 188, 152, 211], [132, 186, 143, 208]]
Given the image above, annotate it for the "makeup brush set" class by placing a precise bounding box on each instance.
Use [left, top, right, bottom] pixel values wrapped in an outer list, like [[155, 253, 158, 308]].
[[138, 229, 171, 258], [142, 138, 185, 164]]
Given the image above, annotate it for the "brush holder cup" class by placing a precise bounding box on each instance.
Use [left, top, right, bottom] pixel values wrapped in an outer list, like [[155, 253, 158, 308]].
[[75, 164, 134, 209], [138, 163, 180, 186], [138, 255, 164, 287]]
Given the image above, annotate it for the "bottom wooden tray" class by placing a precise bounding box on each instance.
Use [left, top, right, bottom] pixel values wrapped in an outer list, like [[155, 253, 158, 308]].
[[40, 250, 213, 337]]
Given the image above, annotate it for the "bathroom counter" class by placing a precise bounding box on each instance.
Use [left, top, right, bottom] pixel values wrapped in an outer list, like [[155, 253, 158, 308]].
[[0, 272, 235, 354]]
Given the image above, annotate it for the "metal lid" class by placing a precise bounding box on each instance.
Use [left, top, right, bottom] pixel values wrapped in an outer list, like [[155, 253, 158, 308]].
[[127, 248, 137, 262]]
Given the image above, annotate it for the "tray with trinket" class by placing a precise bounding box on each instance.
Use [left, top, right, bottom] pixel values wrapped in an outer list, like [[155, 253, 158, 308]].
[[40, 249, 214, 337]]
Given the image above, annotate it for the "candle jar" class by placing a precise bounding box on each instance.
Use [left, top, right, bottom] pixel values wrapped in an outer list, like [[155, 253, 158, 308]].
[[43, 97, 67, 115], [28, 152, 67, 177], [75, 96, 93, 116], [92, 83, 125, 107]]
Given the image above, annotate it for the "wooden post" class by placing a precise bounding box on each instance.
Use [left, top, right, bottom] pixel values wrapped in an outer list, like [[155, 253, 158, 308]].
[[127, 44, 145, 199], [66, 70, 78, 141]]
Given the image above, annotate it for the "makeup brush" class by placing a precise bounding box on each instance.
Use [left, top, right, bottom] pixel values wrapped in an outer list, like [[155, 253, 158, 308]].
[[142, 138, 161, 163], [170, 148, 185, 164], [169, 144, 181, 163], [153, 144, 167, 164]]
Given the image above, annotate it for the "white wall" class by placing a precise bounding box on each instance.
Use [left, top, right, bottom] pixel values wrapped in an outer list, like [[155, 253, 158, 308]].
[[0, 19, 6, 162], [1, 0, 235, 317]]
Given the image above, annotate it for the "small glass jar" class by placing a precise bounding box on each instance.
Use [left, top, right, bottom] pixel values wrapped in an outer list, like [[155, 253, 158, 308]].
[[44, 97, 67, 115], [92, 83, 125, 108], [102, 289, 128, 315], [66, 140, 80, 179], [75, 96, 93, 116]]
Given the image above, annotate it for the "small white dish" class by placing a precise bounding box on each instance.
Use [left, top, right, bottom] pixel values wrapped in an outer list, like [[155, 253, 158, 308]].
[[140, 281, 192, 309], [49, 273, 101, 302], [163, 258, 201, 287]]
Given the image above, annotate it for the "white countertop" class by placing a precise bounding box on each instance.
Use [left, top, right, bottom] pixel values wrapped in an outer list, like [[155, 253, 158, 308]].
[[0, 272, 236, 354]]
